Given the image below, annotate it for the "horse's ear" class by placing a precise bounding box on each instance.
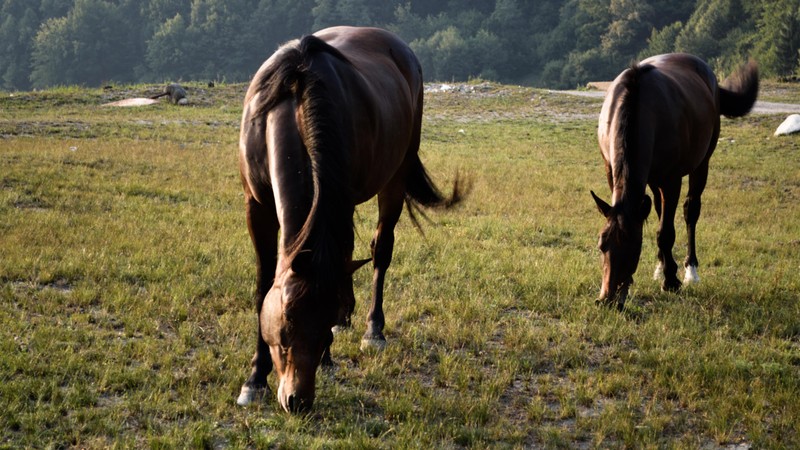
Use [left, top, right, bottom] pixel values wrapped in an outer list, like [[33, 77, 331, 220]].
[[291, 250, 313, 276], [346, 258, 371, 274], [640, 195, 652, 222], [591, 191, 612, 217]]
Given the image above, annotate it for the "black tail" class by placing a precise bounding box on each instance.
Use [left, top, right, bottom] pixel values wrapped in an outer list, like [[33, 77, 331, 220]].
[[404, 155, 468, 230], [607, 63, 655, 220], [719, 60, 759, 118], [251, 35, 355, 301]]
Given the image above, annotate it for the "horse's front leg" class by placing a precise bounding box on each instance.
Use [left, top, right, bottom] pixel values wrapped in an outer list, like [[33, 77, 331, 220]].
[[237, 195, 279, 405], [361, 191, 403, 351], [656, 181, 682, 292]]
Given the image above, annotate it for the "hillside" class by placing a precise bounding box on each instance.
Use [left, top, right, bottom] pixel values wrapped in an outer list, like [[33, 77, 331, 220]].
[[2, 0, 800, 91]]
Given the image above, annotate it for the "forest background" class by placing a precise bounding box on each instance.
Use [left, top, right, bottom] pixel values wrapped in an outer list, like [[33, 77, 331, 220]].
[[2, 0, 800, 91]]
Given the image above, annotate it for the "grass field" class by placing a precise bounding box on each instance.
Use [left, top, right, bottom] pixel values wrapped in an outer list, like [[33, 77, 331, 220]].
[[1, 80, 798, 449]]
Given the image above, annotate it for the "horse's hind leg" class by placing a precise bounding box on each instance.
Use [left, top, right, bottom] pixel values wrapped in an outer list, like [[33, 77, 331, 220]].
[[656, 180, 682, 292], [361, 187, 404, 351], [237, 191, 279, 406], [683, 159, 709, 285], [649, 183, 665, 280]]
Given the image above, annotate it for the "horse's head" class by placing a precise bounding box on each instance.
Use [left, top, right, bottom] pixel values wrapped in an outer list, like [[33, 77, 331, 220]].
[[591, 191, 651, 309], [260, 255, 370, 413]]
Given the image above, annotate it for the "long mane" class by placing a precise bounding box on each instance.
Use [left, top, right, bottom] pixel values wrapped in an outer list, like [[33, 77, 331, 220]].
[[251, 35, 356, 310]]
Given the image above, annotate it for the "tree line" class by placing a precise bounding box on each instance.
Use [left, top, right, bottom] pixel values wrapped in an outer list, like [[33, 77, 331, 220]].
[[2, 0, 799, 91]]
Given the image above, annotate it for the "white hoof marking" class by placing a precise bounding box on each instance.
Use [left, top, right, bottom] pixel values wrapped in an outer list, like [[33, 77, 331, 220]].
[[236, 386, 261, 406], [683, 265, 700, 285], [653, 262, 664, 281]]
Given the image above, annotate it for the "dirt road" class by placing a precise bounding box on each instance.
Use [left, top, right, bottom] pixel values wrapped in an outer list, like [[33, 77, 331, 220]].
[[559, 89, 800, 114]]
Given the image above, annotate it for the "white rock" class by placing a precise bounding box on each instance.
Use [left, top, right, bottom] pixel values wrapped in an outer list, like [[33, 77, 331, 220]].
[[774, 114, 800, 136]]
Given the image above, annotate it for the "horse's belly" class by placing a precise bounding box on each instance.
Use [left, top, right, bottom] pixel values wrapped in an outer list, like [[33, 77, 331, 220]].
[[350, 143, 410, 204]]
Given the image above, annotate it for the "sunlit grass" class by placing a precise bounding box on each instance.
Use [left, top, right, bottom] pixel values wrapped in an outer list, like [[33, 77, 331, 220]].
[[1, 82, 798, 448]]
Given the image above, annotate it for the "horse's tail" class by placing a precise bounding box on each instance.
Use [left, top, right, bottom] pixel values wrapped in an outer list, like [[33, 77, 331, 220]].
[[401, 82, 468, 230], [251, 35, 355, 287], [719, 60, 759, 118], [404, 155, 468, 231], [250, 35, 350, 120], [606, 63, 656, 220]]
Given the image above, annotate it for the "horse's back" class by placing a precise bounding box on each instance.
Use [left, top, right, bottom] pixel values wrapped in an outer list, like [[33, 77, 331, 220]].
[[314, 27, 422, 92], [312, 26, 424, 201], [600, 53, 721, 182], [639, 53, 718, 119], [642, 54, 720, 175], [240, 27, 425, 208]]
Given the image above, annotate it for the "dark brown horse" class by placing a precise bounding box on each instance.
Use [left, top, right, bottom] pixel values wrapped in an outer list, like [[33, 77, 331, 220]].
[[592, 53, 758, 309], [236, 27, 462, 412]]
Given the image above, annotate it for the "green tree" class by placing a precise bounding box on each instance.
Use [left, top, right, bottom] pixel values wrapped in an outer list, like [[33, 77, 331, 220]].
[[389, 2, 427, 43], [37, 0, 70, 17], [647, 0, 694, 29], [675, 0, 744, 59], [602, 0, 654, 63], [144, 12, 192, 80], [412, 26, 471, 81], [0, 0, 41, 90], [30, 0, 142, 88], [675, 0, 759, 74], [29, 16, 71, 87], [0, 0, 790, 90], [483, 0, 530, 80], [639, 21, 683, 59], [754, 0, 800, 78], [312, 0, 401, 31]]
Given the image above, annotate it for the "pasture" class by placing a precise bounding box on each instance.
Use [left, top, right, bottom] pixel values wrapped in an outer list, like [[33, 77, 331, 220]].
[[1, 81, 798, 448]]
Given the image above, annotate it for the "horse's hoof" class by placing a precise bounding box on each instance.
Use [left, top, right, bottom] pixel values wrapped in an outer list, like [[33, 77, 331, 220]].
[[595, 298, 620, 309], [360, 337, 386, 352], [321, 361, 338, 374], [236, 385, 266, 406], [683, 265, 700, 285], [596, 293, 628, 311], [661, 280, 681, 293]]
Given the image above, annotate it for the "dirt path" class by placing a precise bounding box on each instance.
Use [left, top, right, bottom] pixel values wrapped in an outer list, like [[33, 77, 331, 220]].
[[751, 100, 800, 114], [559, 89, 800, 114]]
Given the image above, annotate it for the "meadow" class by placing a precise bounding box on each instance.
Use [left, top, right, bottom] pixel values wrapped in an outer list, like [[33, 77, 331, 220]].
[[1, 80, 798, 449]]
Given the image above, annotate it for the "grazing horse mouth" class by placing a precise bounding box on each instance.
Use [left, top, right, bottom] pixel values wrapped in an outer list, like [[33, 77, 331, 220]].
[[598, 282, 630, 310], [278, 380, 314, 413]]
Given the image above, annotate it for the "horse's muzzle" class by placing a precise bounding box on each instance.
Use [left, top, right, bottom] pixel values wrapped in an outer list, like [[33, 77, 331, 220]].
[[278, 380, 314, 413], [597, 283, 629, 311]]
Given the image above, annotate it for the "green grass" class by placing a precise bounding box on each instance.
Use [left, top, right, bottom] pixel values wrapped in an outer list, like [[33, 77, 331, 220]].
[[1, 81, 798, 448]]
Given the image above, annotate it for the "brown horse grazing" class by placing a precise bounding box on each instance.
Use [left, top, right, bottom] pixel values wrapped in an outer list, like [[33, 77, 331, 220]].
[[236, 27, 462, 412], [592, 53, 758, 310]]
